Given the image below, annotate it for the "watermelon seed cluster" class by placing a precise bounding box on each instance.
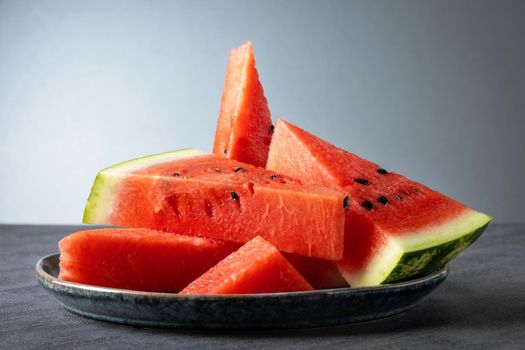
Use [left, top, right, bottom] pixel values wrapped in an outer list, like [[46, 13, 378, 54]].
[[230, 192, 240, 201], [354, 178, 369, 185], [343, 196, 350, 210], [361, 200, 374, 210], [378, 196, 388, 205]]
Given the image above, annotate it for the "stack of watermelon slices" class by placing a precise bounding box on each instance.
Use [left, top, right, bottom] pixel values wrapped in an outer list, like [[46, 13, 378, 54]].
[[59, 41, 491, 294]]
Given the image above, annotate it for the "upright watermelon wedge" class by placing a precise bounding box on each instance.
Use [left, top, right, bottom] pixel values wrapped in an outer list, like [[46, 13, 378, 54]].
[[266, 119, 491, 287], [83, 149, 346, 260], [213, 41, 273, 167]]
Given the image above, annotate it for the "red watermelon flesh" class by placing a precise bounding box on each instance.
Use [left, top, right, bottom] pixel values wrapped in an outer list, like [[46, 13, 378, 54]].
[[267, 119, 467, 233], [266, 119, 491, 286], [283, 253, 348, 289], [180, 236, 313, 294], [213, 41, 273, 167], [83, 150, 346, 261], [59, 228, 238, 292]]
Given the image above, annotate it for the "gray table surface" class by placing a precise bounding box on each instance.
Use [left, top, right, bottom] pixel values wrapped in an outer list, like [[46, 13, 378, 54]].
[[1, 223, 524, 349]]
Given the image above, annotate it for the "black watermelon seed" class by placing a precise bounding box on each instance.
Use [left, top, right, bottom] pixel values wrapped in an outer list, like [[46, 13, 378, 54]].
[[269, 125, 275, 134], [173, 172, 180, 177], [395, 194, 402, 201], [214, 168, 222, 173], [354, 178, 369, 185], [230, 192, 239, 201], [377, 168, 388, 175], [343, 196, 350, 210], [234, 167, 246, 173], [223, 149, 227, 155], [361, 200, 373, 210], [378, 196, 388, 205], [270, 174, 278, 179]]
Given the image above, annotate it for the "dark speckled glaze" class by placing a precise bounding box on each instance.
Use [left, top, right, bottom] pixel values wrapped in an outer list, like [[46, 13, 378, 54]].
[[36, 253, 448, 330]]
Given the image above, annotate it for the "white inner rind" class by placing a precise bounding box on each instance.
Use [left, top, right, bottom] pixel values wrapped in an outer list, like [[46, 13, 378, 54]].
[[82, 172, 125, 224], [395, 210, 491, 251], [83, 149, 204, 224], [339, 209, 492, 287], [344, 237, 404, 287]]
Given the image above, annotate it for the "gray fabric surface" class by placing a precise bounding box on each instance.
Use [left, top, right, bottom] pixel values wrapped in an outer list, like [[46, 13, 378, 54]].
[[1, 224, 524, 349]]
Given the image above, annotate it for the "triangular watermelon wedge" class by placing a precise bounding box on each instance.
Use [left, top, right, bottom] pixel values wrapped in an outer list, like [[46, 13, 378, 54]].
[[266, 119, 491, 287], [213, 41, 273, 167], [180, 236, 313, 294]]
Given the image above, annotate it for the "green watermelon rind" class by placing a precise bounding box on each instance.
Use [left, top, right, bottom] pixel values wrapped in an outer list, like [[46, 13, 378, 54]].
[[82, 149, 203, 224], [383, 220, 490, 284], [339, 210, 492, 287]]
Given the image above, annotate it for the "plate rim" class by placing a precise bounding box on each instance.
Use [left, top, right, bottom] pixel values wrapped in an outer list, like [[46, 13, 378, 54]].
[[36, 252, 449, 299]]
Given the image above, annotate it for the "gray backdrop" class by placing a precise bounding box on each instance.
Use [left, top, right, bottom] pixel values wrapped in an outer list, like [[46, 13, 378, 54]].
[[1, 0, 523, 224]]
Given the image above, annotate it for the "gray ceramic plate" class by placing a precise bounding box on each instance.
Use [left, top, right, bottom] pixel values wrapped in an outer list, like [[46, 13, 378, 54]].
[[36, 253, 448, 330]]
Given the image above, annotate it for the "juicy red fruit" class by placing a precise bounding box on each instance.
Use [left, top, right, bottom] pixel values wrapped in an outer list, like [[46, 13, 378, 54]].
[[59, 228, 238, 292], [213, 41, 273, 167], [105, 154, 346, 261], [180, 236, 314, 295]]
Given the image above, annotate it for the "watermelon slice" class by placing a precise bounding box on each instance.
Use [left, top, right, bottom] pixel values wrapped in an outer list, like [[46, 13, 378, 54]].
[[213, 41, 273, 167], [59, 228, 238, 292], [180, 236, 313, 294], [266, 119, 492, 286], [82, 149, 346, 260]]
